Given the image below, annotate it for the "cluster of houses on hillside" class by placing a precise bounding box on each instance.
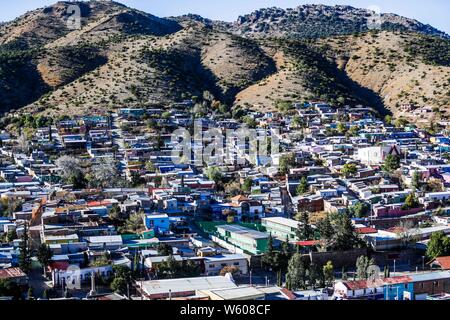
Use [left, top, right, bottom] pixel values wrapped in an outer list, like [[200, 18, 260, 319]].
[[1, 100, 450, 300]]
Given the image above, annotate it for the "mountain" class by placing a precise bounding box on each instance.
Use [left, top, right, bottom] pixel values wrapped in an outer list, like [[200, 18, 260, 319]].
[[0, 1, 449, 126], [230, 4, 449, 39]]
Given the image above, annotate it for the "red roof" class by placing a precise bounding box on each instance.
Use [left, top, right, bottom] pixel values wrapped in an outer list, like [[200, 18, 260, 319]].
[[343, 275, 412, 290], [280, 288, 297, 300], [434, 256, 450, 270], [87, 200, 112, 207], [294, 240, 320, 247], [356, 227, 378, 234], [0, 267, 27, 280]]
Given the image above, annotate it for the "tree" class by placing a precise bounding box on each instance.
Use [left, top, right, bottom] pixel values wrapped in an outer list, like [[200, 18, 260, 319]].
[[6, 229, 17, 242], [403, 193, 420, 210], [157, 243, 173, 256], [37, 244, 53, 276], [286, 253, 307, 291], [89, 158, 119, 188], [123, 211, 145, 233], [0, 279, 22, 300], [158, 255, 181, 279], [426, 231, 450, 259], [242, 178, 253, 193], [296, 177, 309, 196], [145, 161, 156, 173], [347, 126, 360, 137], [411, 171, 422, 190], [382, 155, 401, 173], [384, 115, 392, 125], [333, 213, 364, 251], [349, 202, 370, 218], [341, 163, 358, 178], [111, 265, 133, 295], [109, 204, 122, 221], [279, 153, 296, 175], [316, 215, 334, 251], [323, 261, 335, 287], [309, 263, 323, 289], [19, 224, 31, 274], [111, 277, 128, 295], [337, 123, 347, 135], [356, 256, 375, 280], [296, 211, 313, 241], [55, 156, 84, 186], [220, 266, 240, 276], [262, 235, 281, 271], [205, 166, 223, 184]]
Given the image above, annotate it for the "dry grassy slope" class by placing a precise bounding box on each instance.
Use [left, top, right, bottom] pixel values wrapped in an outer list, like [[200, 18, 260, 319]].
[[234, 46, 307, 112], [0, 1, 125, 47], [316, 31, 450, 123], [25, 24, 277, 116]]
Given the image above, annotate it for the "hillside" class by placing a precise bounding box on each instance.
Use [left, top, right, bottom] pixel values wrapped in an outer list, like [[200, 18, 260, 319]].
[[314, 31, 450, 124], [0, 1, 448, 127], [230, 4, 448, 39]]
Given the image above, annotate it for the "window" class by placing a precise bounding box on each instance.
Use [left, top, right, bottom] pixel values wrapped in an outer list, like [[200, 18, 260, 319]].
[[209, 264, 215, 268], [233, 262, 240, 266]]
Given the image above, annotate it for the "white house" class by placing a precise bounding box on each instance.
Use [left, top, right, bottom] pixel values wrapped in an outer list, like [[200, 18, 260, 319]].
[[357, 145, 401, 165], [203, 254, 249, 276]]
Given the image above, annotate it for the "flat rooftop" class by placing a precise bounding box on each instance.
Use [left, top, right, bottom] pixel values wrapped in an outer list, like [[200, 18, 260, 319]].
[[217, 225, 268, 240]]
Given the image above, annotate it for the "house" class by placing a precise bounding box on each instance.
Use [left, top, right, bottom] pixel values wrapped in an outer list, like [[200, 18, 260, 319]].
[[228, 195, 265, 220], [198, 286, 265, 300], [215, 225, 269, 255], [333, 271, 450, 300], [357, 145, 401, 165], [203, 254, 249, 275], [144, 214, 170, 234], [261, 217, 299, 241], [430, 256, 450, 271], [0, 267, 28, 286], [137, 274, 237, 300]]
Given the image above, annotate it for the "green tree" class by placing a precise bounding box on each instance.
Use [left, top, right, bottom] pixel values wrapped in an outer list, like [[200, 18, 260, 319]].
[[333, 213, 364, 251], [337, 123, 347, 135], [158, 255, 180, 279], [0, 279, 22, 300], [157, 243, 173, 256], [279, 153, 296, 175], [296, 177, 309, 195], [341, 163, 358, 178], [110, 265, 133, 295], [316, 215, 334, 251], [19, 224, 31, 274], [382, 155, 401, 173], [356, 256, 375, 280], [403, 193, 420, 210], [37, 244, 53, 276], [205, 166, 223, 184], [242, 178, 253, 193], [411, 171, 421, 190], [349, 202, 370, 218], [6, 229, 17, 242], [286, 253, 307, 291], [296, 211, 313, 241], [262, 235, 281, 271], [426, 231, 450, 259], [323, 261, 335, 287]]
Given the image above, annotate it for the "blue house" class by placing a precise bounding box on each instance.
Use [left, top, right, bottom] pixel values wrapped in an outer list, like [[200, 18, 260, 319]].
[[144, 214, 170, 234]]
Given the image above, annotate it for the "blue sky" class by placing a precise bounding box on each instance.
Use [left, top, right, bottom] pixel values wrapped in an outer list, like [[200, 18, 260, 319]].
[[2, 0, 449, 34]]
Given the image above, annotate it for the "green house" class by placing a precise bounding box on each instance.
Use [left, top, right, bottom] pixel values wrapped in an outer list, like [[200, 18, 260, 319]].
[[261, 217, 298, 241], [216, 225, 269, 255]]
